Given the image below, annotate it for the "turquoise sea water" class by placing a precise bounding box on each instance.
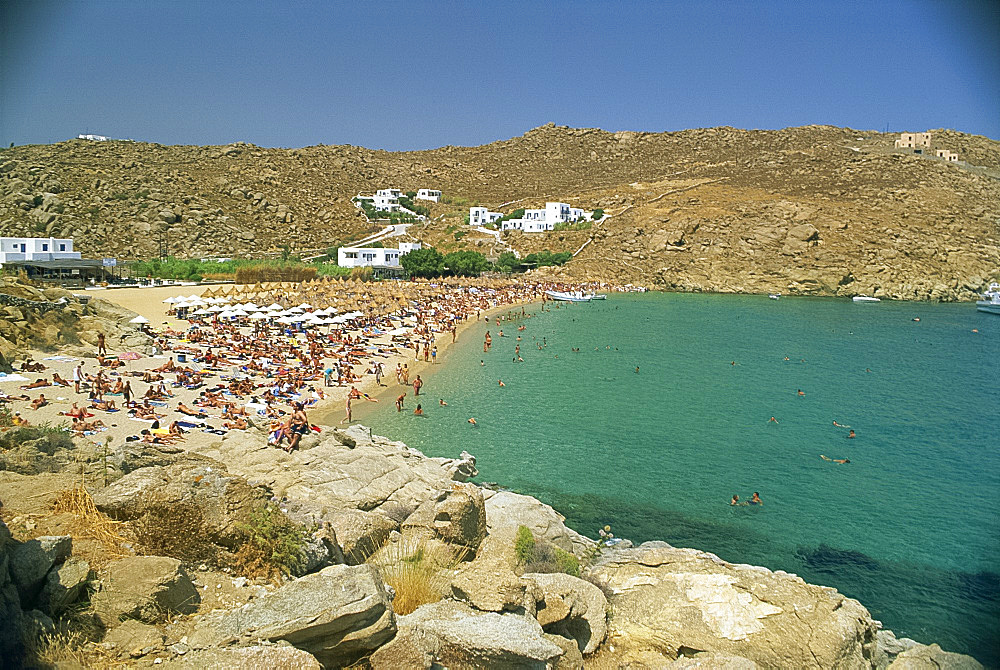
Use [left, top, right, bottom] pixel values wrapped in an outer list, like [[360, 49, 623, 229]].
[[362, 293, 1000, 664]]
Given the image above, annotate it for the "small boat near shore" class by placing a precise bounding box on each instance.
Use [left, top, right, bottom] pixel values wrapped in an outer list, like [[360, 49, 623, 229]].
[[768, 293, 781, 300], [977, 282, 1000, 315], [545, 290, 595, 302], [853, 296, 881, 303]]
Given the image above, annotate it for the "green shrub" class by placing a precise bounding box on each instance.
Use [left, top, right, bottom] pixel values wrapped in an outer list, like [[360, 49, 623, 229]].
[[514, 525, 535, 564], [233, 505, 306, 582], [553, 547, 580, 577], [592, 208, 604, 219], [514, 525, 579, 576]]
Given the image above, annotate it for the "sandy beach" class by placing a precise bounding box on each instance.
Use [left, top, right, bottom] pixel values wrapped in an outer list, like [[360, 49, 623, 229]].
[[0, 282, 551, 456]]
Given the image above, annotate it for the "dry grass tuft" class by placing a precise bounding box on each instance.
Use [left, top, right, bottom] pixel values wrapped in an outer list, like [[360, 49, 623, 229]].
[[52, 485, 129, 558], [128, 500, 216, 564], [367, 532, 468, 615]]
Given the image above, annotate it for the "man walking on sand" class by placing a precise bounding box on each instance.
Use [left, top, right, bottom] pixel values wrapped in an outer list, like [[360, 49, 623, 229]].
[[73, 363, 82, 394]]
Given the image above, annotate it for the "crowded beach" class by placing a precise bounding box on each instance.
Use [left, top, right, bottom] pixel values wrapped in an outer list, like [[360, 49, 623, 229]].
[[0, 276, 606, 453]]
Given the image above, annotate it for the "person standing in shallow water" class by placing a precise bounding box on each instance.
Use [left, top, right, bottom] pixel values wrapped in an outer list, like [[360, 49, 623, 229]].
[[412, 375, 423, 396]]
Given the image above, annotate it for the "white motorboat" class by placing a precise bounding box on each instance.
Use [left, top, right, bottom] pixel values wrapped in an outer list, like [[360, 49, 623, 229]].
[[768, 293, 781, 300], [977, 282, 1000, 315], [545, 290, 593, 302], [853, 296, 881, 303], [591, 294, 607, 300]]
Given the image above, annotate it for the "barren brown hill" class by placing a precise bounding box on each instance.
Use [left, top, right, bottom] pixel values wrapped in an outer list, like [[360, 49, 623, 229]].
[[1, 124, 998, 299]]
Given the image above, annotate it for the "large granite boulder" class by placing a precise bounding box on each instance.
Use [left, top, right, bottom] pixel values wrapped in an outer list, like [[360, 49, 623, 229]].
[[7, 535, 72, 602], [36, 557, 92, 617], [93, 458, 267, 549], [429, 450, 479, 481], [161, 643, 322, 669], [887, 643, 984, 669], [102, 619, 166, 655], [451, 534, 539, 615], [92, 556, 199, 625], [587, 543, 880, 668], [485, 491, 595, 559], [525, 572, 608, 655], [402, 483, 487, 552], [369, 599, 566, 669], [0, 519, 24, 665], [328, 509, 398, 564], [190, 427, 464, 516], [189, 563, 395, 668]]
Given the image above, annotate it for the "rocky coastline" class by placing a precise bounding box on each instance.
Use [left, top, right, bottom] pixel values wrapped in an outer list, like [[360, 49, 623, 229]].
[[0, 420, 985, 669]]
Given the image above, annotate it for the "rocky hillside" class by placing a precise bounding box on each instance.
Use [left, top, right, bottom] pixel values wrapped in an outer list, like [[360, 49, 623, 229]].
[[1, 125, 998, 299]]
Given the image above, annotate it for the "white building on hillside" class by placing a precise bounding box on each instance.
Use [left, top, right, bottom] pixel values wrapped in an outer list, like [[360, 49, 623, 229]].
[[374, 188, 403, 212], [76, 134, 110, 141], [416, 189, 441, 202], [500, 202, 590, 232], [469, 207, 503, 226], [0, 237, 82, 265], [338, 242, 421, 269]]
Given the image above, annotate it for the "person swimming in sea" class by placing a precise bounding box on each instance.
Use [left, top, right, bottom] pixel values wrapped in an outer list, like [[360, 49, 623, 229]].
[[413, 404, 423, 416], [750, 492, 762, 505], [821, 455, 851, 464], [847, 430, 856, 439]]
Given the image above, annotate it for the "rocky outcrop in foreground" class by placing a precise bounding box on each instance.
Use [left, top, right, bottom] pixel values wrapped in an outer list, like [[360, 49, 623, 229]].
[[0, 277, 149, 361], [0, 425, 985, 668]]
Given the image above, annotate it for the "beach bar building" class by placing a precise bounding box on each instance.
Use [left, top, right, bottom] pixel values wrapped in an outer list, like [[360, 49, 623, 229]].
[[338, 242, 421, 277]]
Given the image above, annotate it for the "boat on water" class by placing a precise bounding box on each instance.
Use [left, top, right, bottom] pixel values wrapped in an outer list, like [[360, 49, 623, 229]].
[[768, 293, 781, 300], [545, 290, 594, 302], [853, 296, 881, 303], [977, 282, 1000, 315], [591, 294, 607, 300]]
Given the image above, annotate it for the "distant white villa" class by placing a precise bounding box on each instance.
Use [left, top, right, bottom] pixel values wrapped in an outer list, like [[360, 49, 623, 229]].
[[469, 206, 503, 227], [0, 237, 81, 265], [338, 241, 422, 269], [354, 188, 435, 218], [76, 134, 110, 141], [470, 202, 592, 232]]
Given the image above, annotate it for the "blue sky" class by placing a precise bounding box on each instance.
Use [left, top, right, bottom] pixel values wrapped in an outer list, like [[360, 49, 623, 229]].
[[2, 0, 998, 149]]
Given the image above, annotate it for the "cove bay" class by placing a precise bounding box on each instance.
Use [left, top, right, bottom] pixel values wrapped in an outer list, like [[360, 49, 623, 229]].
[[362, 293, 1000, 664]]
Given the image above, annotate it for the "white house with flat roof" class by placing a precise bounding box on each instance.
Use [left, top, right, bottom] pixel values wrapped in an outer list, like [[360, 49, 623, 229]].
[[469, 207, 503, 226], [0, 237, 82, 265], [338, 242, 421, 268], [500, 202, 590, 232], [374, 189, 403, 212], [416, 189, 441, 202]]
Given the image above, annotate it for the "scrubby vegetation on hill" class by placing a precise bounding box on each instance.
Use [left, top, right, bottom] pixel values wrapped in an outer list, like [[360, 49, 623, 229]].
[[1, 124, 997, 298]]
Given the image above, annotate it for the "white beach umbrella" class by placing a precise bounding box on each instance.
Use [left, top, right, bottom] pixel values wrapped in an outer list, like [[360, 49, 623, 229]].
[[162, 297, 178, 304], [186, 294, 201, 301], [249, 312, 269, 320], [288, 314, 307, 322], [276, 316, 295, 324], [218, 310, 234, 319], [129, 315, 150, 324], [244, 302, 260, 311], [289, 305, 305, 313], [193, 308, 212, 315], [267, 303, 283, 311], [298, 302, 312, 309]]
